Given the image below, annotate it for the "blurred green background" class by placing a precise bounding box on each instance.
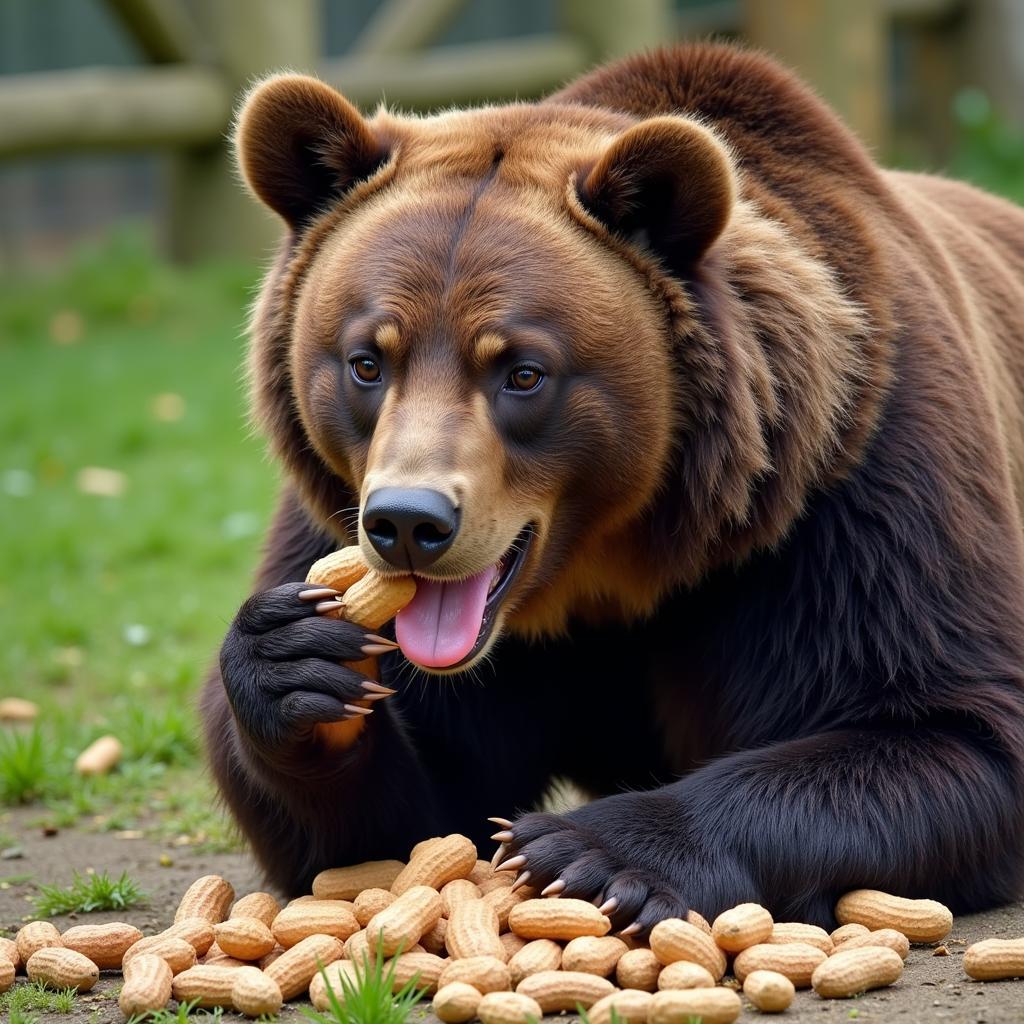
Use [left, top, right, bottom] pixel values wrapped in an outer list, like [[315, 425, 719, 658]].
[[0, 0, 1022, 847]]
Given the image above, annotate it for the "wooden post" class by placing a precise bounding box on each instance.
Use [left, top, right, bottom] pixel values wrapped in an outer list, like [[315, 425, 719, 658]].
[[741, 0, 887, 152], [167, 0, 320, 262], [561, 0, 673, 62]]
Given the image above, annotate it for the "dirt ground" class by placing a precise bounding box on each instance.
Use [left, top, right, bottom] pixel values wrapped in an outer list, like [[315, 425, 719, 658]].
[[2, 811, 1022, 1023]]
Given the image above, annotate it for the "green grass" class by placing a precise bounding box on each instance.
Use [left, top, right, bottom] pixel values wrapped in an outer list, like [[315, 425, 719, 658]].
[[0, 229, 274, 842], [0, 979, 77, 1016], [301, 948, 426, 1024], [126, 1000, 224, 1023], [33, 868, 144, 916]]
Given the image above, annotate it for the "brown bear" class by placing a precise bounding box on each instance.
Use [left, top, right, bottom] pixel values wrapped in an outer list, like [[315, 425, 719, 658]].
[[203, 43, 1024, 930]]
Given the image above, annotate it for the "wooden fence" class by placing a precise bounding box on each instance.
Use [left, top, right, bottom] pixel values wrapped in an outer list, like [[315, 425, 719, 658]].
[[0, 0, 1008, 260]]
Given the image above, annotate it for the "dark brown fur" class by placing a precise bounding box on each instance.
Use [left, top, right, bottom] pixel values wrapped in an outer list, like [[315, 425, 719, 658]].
[[203, 44, 1024, 926]]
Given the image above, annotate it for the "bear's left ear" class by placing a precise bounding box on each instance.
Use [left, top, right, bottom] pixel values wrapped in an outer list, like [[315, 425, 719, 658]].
[[577, 116, 735, 269], [235, 74, 389, 228]]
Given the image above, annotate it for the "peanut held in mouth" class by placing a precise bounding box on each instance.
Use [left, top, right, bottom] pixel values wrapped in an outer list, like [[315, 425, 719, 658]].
[[305, 546, 416, 748]]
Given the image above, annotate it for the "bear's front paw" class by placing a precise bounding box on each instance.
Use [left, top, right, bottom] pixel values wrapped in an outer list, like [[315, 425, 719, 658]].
[[491, 812, 688, 935]]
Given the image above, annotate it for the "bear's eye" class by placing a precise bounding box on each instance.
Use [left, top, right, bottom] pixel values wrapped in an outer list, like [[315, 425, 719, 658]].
[[504, 364, 544, 393], [350, 356, 382, 385]]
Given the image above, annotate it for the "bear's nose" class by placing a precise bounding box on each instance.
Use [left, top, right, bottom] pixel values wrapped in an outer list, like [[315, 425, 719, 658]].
[[362, 487, 459, 572]]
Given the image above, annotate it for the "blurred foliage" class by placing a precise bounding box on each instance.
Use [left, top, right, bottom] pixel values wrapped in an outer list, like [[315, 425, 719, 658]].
[[947, 88, 1024, 204]]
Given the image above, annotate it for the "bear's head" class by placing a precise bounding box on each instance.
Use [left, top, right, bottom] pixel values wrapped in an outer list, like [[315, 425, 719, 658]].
[[236, 75, 868, 672]]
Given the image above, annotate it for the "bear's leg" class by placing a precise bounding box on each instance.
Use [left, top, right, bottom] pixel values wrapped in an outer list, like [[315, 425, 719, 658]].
[[497, 723, 1024, 932]]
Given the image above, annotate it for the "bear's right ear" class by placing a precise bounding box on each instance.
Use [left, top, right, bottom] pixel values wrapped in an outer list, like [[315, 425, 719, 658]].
[[235, 74, 388, 228], [577, 116, 735, 270]]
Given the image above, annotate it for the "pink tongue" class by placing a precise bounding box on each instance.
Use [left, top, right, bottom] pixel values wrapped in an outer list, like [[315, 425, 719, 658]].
[[395, 567, 497, 668]]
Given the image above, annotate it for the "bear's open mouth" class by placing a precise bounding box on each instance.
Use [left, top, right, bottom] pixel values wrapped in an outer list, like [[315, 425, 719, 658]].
[[394, 525, 534, 671]]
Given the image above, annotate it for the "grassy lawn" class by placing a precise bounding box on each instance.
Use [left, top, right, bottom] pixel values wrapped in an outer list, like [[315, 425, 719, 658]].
[[0, 232, 276, 848]]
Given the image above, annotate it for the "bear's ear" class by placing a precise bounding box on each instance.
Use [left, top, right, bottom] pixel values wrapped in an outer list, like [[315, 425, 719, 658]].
[[235, 74, 388, 228], [577, 116, 735, 268]]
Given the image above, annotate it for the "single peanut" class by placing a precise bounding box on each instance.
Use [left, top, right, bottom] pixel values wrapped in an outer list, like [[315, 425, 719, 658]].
[[562, 935, 629, 977], [171, 964, 239, 1008], [0, 959, 11, 994], [478, 990, 545, 1024], [687, 910, 713, 936], [733, 941, 827, 988], [656, 960, 715, 989], [259, 945, 286, 970], [442, 878, 483, 916], [433, 981, 484, 1023], [766, 921, 834, 954], [811, 945, 904, 997], [648, 987, 742, 1024], [119, 954, 173, 1017], [482, 883, 534, 931], [479, 875, 515, 894], [469, 860, 498, 886], [589, 988, 654, 1024], [0, 936, 20, 970], [203, 943, 250, 969], [438, 954, 512, 993], [0, 697, 38, 721], [163, 916, 216, 956], [447, 899, 503, 960], [231, 965, 284, 1017], [508, 898, 611, 940], [711, 903, 773, 953], [337, 571, 418, 631], [834, 889, 952, 943], [16, 920, 62, 963], [830, 922, 870, 945], [272, 899, 360, 948], [836, 927, 910, 959], [74, 734, 123, 775], [515, 968, 616, 1011], [214, 917, 276, 960], [314, 860, 406, 900], [175, 874, 235, 924], [123, 935, 197, 974], [306, 547, 370, 592], [265, 933, 345, 1000], [60, 921, 142, 969], [743, 969, 795, 1012], [498, 930, 527, 960], [367, 884, 444, 957], [309, 960, 362, 1010], [649, 918, 727, 981], [26, 947, 99, 992], [422, 916, 449, 956], [963, 937, 1024, 981], [230, 891, 282, 928], [508, 938, 563, 986], [616, 947, 662, 991], [391, 834, 478, 896], [386, 951, 447, 995], [313, 860, 405, 901], [355, 887, 397, 926]]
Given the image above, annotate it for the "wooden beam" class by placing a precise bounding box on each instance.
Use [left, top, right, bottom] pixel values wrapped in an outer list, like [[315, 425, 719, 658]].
[[741, 0, 888, 150], [0, 66, 229, 158], [322, 34, 589, 110], [354, 0, 466, 57], [103, 0, 208, 64]]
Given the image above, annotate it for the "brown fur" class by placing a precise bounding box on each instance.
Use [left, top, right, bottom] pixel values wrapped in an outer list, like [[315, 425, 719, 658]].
[[204, 44, 1024, 920]]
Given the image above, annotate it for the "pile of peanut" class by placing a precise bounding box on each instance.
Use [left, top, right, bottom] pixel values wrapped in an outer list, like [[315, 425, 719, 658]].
[[0, 833, 1021, 1021]]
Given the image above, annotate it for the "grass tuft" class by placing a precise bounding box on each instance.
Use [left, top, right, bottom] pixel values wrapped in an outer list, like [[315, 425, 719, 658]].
[[34, 869, 144, 916], [127, 1001, 225, 1023], [301, 946, 425, 1024], [0, 979, 77, 1015], [0, 728, 57, 804]]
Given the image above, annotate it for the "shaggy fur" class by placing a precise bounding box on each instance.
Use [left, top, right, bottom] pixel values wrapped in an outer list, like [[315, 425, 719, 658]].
[[204, 43, 1024, 929]]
